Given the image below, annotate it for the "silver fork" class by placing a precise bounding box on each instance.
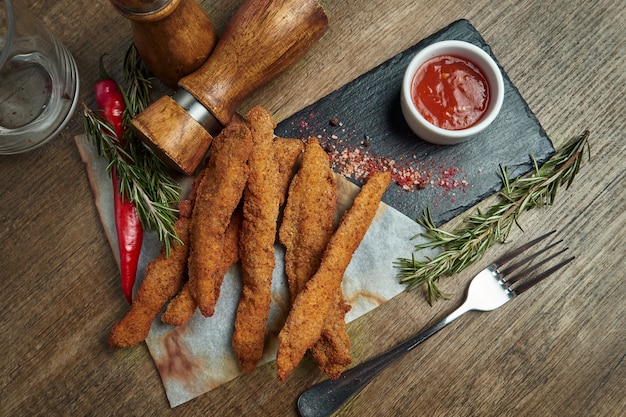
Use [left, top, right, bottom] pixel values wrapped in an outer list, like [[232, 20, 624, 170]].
[[297, 230, 575, 417]]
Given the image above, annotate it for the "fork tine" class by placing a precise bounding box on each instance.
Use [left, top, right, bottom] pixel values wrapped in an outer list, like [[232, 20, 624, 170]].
[[512, 255, 576, 294], [503, 241, 567, 280], [493, 230, 557, 267]]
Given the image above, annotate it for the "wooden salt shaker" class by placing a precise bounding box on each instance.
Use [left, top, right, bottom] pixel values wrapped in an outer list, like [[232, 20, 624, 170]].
[[110, 0, 218, 88], [131, 0, 328, 175]]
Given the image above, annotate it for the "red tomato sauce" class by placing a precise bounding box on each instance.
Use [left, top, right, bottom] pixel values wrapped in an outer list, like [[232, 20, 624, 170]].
[[411, 54, 490, 130]]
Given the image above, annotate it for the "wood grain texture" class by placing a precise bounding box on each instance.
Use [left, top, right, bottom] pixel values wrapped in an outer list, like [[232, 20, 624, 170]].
[[0, 0, 624, 416], [119, 0, 218, 88], [132, 95, 214, 175], [180, 0, 328, 124]]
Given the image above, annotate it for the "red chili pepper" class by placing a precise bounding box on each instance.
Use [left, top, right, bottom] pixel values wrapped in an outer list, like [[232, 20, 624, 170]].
[[95, 56, 143, 304], [110, 169, 143, 304]]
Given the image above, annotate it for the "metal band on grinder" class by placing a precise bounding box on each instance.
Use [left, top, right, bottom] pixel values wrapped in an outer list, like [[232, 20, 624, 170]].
[[172, 89, 222, 136]]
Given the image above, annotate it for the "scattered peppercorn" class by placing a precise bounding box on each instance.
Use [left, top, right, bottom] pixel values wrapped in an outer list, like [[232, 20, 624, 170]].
[[283, 111, 469, 194]]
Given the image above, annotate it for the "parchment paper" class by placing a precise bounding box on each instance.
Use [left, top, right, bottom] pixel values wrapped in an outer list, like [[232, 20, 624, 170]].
[[75, 135, 434, 407]]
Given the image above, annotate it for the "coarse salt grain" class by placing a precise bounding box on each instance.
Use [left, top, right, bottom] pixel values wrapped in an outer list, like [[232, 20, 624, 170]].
[[284, 114, 469, 193]]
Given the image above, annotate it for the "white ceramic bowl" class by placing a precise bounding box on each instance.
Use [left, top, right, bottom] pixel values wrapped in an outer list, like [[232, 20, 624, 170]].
[[400, 40, 504, 145]]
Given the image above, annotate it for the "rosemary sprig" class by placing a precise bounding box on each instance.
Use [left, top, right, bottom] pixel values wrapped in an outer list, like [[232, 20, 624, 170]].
[[122, 44, 152, 118], [83, 44, 181, 256], [395, 130, 590, 304]]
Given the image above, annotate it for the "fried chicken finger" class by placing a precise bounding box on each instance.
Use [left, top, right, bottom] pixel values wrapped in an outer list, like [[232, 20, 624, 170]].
[[188, 123, 252, 317], [108, 218, 190, 348], [273, 136, 304, 207], [279, 137, 351, 379], [232, 106, 281, 373], [310, 292, 352, 379], [276, 171, 391, 381], [279, 137, 337, 300], [162, 209, 242, 326]]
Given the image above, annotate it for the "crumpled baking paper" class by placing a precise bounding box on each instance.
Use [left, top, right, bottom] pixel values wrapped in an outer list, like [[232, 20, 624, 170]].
[[75, 135, 433, 407]]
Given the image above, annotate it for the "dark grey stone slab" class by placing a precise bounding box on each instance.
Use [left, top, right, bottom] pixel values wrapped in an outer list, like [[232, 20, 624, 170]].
[[275, 19, 554, 226]]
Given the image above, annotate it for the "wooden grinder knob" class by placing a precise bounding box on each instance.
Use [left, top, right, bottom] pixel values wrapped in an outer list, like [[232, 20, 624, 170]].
[[132, 0, 329, 175], [110, 0, 218, 88]]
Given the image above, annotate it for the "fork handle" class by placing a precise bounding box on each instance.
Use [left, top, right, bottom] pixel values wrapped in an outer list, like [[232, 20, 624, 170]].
[[297, 305, 470, 417]]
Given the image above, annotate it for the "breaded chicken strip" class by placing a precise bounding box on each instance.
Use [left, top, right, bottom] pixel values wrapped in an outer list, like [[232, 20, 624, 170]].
[[279, 137, 351, 379], [276, 171, 391, 381], [159, 280, 195, 327], [162, 135, 299, 327], [108, 218, 190, 348], [189, 123, 252, 317], [279, 137, 336, 300], [162, 209, 242, 326], [273, 136, 304, 207], [310, 292, 352, 379], [232, 107, 281, 374]]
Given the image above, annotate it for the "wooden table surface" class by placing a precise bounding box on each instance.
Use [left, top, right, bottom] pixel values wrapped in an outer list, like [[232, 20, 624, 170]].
[[1, 0, 624, 416]]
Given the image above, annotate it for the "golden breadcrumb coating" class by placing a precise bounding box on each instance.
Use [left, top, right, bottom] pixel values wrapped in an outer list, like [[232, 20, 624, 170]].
[[276, 171, 391, 381], [162, 209, 242, 326], [232, 107, 281, 373], [188, 123, 252, 317], [279, 137, 337, 300], [108, 218, 190, 348], [273, 136, 304, 207], [278, 137, 351, 378]]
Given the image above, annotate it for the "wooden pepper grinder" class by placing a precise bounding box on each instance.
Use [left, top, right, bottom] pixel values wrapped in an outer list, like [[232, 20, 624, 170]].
[[110, 0, 218, 88], [131, 0, 329, 175]]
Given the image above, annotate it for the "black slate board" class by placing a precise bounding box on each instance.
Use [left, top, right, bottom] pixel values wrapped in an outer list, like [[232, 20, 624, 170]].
[[275, 19, 555, 226]]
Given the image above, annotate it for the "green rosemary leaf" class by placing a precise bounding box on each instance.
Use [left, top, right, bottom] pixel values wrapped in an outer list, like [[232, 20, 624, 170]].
[[122, 43, 153, 119], [396, 131, 590, 303]]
